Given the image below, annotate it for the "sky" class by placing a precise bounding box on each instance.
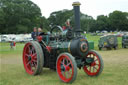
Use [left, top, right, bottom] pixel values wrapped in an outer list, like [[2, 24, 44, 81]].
[[31, 0, 128, 19]]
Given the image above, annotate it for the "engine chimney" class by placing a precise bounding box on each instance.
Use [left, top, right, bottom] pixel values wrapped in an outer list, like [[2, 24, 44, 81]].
[[72, 2, 82, 36]]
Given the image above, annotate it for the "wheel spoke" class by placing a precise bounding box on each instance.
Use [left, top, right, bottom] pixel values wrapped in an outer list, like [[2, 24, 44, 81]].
[[61, 61, 63, 65], [30, 67, 33, 72], [32, 59, 37, 63], [66, 58, 68, 63], [62, 58, 66, 67], [62, 58, 65, 65], [62, 58, 71, 78], [93, 66, 98, 70], [94, 59, 98, 62], [67, 71, 69, 78], [95, 64, 99, 66], [30, 63, 33, 71], [93, 56, 96, 59], [67, 71, 72, 76], [67, 62, 71, 66], [89, 66, 91, 72], [33, 62, 37, 67], [27, 46, 31, 54], [89, 54, 91, 57], [31, 47, 35, 54], [31, 50, 33, 54], [31, 62, 34, 67], [32, 53, 37, 58], [25, 54, 29, 57], [26, 61, 31, 66]]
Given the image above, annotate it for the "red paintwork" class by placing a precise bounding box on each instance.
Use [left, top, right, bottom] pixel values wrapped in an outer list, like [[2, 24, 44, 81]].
[[62, 26, 66, 30], [57, 54, 74, 83], [23, 43, 37, 75], [46, 46, 52, 52], [13, 42, 16, 46], [83, 51, 101, 76], [37, 36, 43, 42]]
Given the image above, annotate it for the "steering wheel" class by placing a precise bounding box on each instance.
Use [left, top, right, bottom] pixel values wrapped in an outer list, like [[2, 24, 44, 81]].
[[50, 25, 63, 35]]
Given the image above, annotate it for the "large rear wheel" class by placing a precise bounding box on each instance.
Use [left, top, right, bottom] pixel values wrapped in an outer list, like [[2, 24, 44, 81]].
[[23, 41, 44, 75], [56, 53, 77, 83], [83, 50, 104, 76]]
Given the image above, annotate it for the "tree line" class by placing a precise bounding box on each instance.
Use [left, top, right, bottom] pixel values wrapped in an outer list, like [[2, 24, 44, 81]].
[[0, 0, 128, 34]]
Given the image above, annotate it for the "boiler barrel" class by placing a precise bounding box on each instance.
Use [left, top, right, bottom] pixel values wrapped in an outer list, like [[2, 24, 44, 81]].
[[57, 38, 89, 57]]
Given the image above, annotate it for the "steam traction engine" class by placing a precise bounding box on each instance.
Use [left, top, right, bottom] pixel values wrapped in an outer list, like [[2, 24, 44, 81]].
[[23, 2, 104, 83]]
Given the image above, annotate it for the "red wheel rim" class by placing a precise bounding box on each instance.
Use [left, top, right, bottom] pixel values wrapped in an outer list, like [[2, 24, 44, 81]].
[[83, 51, 101, 76], [23, 43, 37, 75], [57, 55, 74, 82]]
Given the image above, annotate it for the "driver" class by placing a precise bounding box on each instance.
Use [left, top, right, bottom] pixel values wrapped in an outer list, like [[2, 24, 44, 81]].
[[38, 28, 42, 35], [38, 28, 47, 36]]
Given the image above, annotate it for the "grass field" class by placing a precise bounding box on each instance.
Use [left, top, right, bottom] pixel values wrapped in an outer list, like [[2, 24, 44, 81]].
[[0, 34, 128, 85]]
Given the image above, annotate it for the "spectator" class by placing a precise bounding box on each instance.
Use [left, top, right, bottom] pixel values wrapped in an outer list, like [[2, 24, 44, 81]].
[[10, 41, 13, 49], [13, 41, 16, 49], [31, 27, 37, 40]]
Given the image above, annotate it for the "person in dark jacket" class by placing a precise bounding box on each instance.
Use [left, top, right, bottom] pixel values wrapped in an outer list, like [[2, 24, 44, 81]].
[[31, 27, 37, 40]]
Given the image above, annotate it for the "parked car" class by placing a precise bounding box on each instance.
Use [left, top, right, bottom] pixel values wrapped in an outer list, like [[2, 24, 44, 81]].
[[122, 34, 128, 48], [98, 35, 118, 50], [115, 32, 124, 37], [23, 37, 33, 42], [1, 35, 11, 42], [101, 30, 108, 33]]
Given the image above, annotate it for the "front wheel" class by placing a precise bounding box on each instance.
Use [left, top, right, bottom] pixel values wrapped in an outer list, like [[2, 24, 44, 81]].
[[83, 50, 104, 76], [56, 53, 77, 83], [23, 41, 44, 75]]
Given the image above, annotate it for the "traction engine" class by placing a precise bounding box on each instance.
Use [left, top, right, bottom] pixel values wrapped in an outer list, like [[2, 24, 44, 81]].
[[23, 2, 104, 83]]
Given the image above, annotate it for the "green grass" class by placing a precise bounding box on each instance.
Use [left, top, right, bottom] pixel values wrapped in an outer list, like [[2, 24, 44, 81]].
[[0, 34, 128, 85], [0, 42, 24, 54]]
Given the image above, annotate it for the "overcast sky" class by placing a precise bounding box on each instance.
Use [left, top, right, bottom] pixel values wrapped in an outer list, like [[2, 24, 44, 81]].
[[31, 0, 128, 19]]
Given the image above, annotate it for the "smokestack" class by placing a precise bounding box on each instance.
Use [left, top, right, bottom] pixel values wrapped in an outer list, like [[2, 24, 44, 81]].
[[72, 2, 82, 36]]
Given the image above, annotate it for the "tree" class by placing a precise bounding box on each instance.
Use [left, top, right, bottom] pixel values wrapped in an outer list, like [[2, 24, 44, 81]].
[[39, 16, 50, 32], [95, 15, 109, 31], [0, 0, 42, 34], [0, 0, 128, 34], [80, 14, 94, 32], [48, 9, 95, 32], [108, 11, 128, 31], [48, 9, 74, 26]]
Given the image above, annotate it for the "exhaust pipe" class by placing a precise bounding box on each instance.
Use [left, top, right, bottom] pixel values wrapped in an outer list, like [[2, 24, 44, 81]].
[[72, 2, 82, 36]]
